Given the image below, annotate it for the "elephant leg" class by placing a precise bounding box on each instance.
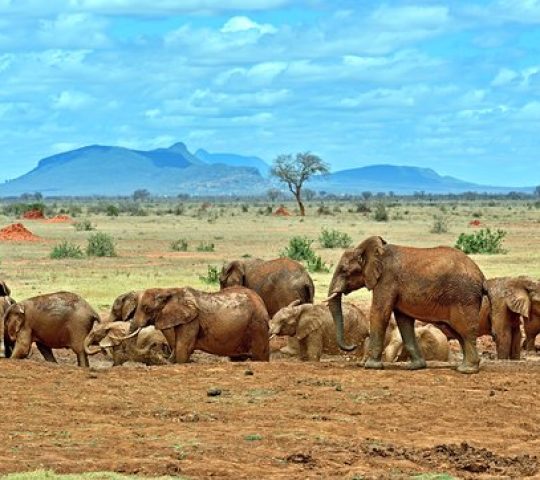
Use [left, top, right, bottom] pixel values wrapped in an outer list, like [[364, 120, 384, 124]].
[[304, 334, 322, 361], [394, 311, 426, 370], [250, 326, 270, 362], [509, 321, 522, 360], [173, 322, 199, 364], [161, 328, 176, 362], [495, 326, 512, 359], [280, 337, 299, 356], [76, 351, 89, 367], [36, 343, 57, 363], [365, 300, 393, 370], [10, 330, 32, 359], [450, 306, 480, 374]]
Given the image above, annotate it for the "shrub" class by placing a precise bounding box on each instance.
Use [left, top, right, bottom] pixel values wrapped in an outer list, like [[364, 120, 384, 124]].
[[50, 241, 84, 259], [196, 241, 215, 252], [355, 202, 371, 213], [316, 204, 332, 215], [280, 236, 315, 261], [431, 214, 449, 234], [199, 265, 219, 284], [87, 232, 116, 257], [455, 228, 507, 254], [241, 204, 249, 213], [373, 203, 388, 222], [106, 205, 119, 217], [73, 219, 95, 231], [307, 255, 330, 273], [319, 228, 352, 248], [171, 238, 188, 252]]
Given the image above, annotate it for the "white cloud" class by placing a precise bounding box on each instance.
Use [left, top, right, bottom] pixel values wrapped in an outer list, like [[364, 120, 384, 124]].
[[52, 90, 94, 110], [370, 5, 451, 30], [221, 16, 277, 35], [491, 68, 518, 86]]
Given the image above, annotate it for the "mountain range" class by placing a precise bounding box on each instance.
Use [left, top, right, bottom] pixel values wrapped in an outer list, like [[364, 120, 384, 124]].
[[0, 142, 533, 197]]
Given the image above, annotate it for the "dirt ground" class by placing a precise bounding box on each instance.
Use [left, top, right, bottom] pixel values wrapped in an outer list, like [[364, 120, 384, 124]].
[[0, 344, 539, 480]]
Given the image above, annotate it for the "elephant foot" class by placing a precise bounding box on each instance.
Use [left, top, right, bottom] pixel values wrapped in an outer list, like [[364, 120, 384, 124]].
[[407, 359, 427, 370], [364, 358, 384, 370], [279, 345, 298, 356], [456, 363, 480, 374]]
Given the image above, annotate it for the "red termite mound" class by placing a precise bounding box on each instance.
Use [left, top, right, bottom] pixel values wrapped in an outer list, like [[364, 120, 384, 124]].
[[0, 223, 41, 242]]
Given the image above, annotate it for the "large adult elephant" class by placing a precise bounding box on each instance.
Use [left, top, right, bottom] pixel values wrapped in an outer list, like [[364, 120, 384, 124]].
[[219, 258, 315, 316], [0, 280, 14, 358], [220, 257, 315, 355], [484, 276, 540, 358], [129, 286, 269, 363], [326, 236, 486, 374]]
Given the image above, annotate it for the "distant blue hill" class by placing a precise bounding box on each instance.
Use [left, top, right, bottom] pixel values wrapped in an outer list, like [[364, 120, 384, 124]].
[[195, 149, 270, 177], [0, 143, 532, 197]]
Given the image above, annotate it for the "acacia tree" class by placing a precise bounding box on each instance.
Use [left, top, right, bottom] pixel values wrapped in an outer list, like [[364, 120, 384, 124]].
[[270, 152, 329, 216]]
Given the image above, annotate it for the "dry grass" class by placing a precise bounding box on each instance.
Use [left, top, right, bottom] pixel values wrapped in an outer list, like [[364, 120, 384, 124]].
[[0, 200, 538, 313]]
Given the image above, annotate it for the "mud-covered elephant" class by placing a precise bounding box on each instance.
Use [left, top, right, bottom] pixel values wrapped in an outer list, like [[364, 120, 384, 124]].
[[2, 291, 100, 367], [129, 286, 270, 363], [108, 291, 139, 323], [84, 322, 170, 365], [383, 322, 450, 362], [0, 280, 15, 358], [269, 300, 369, 361], [220, 257, 314, 355], [484, 276, 540, 358], [327, 236, 486, 374]]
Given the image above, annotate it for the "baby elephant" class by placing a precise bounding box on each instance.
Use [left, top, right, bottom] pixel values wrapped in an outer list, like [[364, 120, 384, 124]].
[[3, 291, 100, 367], [269, 300, 369, 361], [383, 322, 450, 363], [84, 322, 171, 366]]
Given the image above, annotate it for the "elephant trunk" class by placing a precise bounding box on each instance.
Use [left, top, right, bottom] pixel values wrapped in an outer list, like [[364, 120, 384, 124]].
[[84, 332, 102, 356], [328, 293, 357, 352]]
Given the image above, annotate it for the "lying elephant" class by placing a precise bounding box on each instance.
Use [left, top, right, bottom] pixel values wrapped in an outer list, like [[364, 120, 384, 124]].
[[383, 322, 450, 362], [84, 321, 171, 366], [129, 286, 270, 363], [3, 291, 100, 367], [269, 300, 369, 361]]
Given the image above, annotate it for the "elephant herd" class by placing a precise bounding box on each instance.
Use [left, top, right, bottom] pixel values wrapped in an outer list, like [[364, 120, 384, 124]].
[[0, 236, 539, 374]]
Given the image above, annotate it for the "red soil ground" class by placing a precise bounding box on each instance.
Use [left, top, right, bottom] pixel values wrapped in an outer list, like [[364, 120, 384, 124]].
[[0, 223, 41, 242], [0, 345, 538, 479], [45, 215, 73, 223]]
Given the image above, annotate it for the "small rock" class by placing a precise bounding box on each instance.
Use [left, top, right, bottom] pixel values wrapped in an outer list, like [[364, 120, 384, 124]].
[[489, 390, 495, 396], [335, 384, 342, 392], [244, 369, 254, 376], [207, 387, 222, 397]]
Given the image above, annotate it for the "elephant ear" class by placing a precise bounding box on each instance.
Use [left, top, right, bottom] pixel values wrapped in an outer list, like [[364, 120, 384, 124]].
[[0, 281, 11, 297], [295, 304, 320, 340], [220, 261, 245, 287], [121, 292, 138, 321], [156, 290, 198, 330], [356, 236, 386, 290], [505, 287, 531, 318], [6, 304, 24, 339]]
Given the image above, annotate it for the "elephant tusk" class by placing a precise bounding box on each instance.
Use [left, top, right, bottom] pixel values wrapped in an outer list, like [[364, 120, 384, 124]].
[[269, 334, 276, 341], [322, 292, 339, 304], [117, 327, 142, 341]]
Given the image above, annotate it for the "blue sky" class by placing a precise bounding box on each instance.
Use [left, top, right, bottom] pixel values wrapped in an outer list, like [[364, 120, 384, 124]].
[[0, 0, 539, 186]]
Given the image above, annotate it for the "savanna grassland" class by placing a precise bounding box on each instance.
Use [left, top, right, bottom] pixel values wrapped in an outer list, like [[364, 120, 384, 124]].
[[0, 199, 539, 480]]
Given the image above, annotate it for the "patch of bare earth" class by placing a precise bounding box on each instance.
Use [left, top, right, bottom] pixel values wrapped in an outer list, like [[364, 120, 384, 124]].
[[0, 351, 538, 479]]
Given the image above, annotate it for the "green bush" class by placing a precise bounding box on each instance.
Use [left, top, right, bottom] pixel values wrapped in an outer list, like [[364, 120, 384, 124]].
[[307, 255, 330, 273], [355, 202, 371, 213], [196, 241, 215, 252], [199, 265, 220, 284], [171, 238, 188, 252], [50, 241, 84, 259], [280, 236, 315, 261], [319, 228, 352, 248], [431, 214, 449, 234], [106, 205, 119, 217], [87, 232, 116, 257], [373, 203, 388, 222], [455, 228, 507, 254], [73, 219, 95, 231]]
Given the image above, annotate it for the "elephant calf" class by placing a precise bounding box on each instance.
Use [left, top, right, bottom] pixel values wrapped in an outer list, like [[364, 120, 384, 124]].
[[84, 322, 171, 366], [3, 291, 100, 367], [382, 322, 450, 363], [269, 301, 369, 361]]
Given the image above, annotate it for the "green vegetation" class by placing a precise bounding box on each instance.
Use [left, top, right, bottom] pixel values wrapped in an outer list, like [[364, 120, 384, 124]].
[[281, 236, 330, 272], [86, 233, 117, 257], [199, 265, 220, 284], [243, 434, 263, 442], [170, 238, 188, 252], [50, 241, 84, 259], [319, 228, 352, 248], [73, 219, 95, 231], [431, 214, 449, 234], [455, 228, 507, 254], [196, 241, 215, 252], [373, 203, 388, 222]]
